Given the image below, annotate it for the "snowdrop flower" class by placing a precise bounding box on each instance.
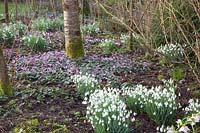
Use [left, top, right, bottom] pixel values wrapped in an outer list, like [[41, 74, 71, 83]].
[[131, 117, 135, 122]]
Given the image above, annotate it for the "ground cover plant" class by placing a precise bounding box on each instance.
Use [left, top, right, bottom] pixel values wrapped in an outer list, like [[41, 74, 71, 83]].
[[0, 0, 200, 133]]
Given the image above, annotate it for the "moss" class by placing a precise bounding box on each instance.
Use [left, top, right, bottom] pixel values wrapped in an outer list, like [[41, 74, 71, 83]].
[[0, 81, 13, 97], [14, 119, 40, 133], [65, 37, 85, 59]]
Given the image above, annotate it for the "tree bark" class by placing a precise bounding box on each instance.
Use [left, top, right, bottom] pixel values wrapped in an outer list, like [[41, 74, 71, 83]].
[[62, 0, 84, 59], [4, 0, 10, 24], [0, 48, 13, 97]]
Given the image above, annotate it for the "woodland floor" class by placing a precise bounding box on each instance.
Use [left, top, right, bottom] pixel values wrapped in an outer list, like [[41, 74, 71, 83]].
[[0, 23, 200, 133]]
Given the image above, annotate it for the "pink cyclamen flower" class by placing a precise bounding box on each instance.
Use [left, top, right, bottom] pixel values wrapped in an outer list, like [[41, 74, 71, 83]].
[[143, 62, 149, 67], [194, 115, 200, 123], [166, 129, 175, 133], [179, 126, 190, 133]]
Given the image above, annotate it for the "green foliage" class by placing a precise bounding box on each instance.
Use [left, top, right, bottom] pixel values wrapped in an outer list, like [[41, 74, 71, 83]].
[[0, 98, 22, 117], [23, 35, 47, 51], [32, 17, 64, 32], [18, 87, 69, 104], [81, 23, 100, 35], [171, 67, 185, 81], [0, 87, 69, 117], [99, 39, 117, 54]]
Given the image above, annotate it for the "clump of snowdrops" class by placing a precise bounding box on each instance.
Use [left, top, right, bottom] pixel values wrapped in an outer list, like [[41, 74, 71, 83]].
[[83, 88, 134, 133], [184, 99, 200, 115], [122, 79, 180, 126], [157, 43, 184, 61], [99, 39, 117, 55], [72, 73, 100, 98]]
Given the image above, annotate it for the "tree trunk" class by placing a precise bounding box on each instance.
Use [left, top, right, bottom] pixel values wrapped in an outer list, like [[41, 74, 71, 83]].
[[4, 0, 10, 24], [62, 0, 84, 59], [0, 48, 13, 97]]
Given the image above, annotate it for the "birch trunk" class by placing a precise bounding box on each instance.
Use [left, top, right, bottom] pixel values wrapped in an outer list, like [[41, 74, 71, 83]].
[[0, 48, 13, 97], [62, 0, 84, 59]]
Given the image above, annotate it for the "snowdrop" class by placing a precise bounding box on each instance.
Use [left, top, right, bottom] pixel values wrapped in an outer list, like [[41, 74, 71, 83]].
[[84, 88, 133, 133]]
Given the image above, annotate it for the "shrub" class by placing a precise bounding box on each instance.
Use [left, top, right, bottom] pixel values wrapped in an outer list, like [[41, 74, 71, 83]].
[[81, 23, 100, 35], [122, 79, 180, 126], [83, 88, 133, 133], [23, 35, 47, 51], [72, 73, 100, 98], [99, 39, 117, 54]]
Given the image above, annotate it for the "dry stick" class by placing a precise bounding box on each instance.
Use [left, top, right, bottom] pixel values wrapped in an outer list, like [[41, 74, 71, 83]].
[[191, 0, 200, 21], [164, 1, 199, 57], [95, 1, 155, 51], [164, 1, 200, 83], [159, 0, 169, 45]]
